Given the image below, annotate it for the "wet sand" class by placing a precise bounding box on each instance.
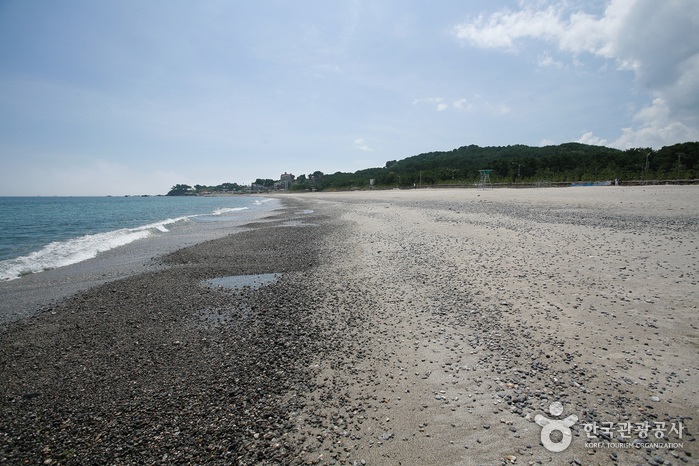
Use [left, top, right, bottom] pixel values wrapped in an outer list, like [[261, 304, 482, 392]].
[[0, 202, 281, 324], [1, 199, 329, 465], [1, 186, 698, 465]]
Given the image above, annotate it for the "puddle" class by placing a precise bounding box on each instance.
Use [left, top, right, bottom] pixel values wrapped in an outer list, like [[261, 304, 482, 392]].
[[203, 273, 280, 290], [294, 209, 314, 214]]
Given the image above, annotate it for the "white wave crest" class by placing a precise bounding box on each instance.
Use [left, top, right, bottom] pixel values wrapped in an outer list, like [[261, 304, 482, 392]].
[[0, 217, 192, 281], [212, 207, 249, 215]]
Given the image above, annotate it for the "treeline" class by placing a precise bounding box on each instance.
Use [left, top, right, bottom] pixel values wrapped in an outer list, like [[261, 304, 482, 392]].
[[166, 182, 243, 196], [303, 141, 698, 190], [168, 141, 698, 194]]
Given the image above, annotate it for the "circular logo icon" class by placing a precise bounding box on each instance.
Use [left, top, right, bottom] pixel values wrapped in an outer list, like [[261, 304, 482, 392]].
[[534, 403, 579, 452]]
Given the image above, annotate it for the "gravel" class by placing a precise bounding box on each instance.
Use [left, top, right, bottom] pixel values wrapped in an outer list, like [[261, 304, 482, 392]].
[[0, 199, 343, 465]]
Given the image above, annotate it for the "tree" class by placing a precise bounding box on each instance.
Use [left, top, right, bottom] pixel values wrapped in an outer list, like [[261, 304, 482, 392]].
[[167, 184, 192, 196], [254, 179, 275, 187], [218, 182, 241, 191]]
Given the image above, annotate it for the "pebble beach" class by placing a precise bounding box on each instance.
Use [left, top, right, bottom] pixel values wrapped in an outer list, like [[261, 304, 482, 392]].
[[1, 185, 698, 465]]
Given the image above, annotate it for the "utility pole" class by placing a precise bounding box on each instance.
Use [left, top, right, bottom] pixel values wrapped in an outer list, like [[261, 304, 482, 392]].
[[677, 152, 685, 183], [643, 151, 651, 185], [512, 162, 525, 179]]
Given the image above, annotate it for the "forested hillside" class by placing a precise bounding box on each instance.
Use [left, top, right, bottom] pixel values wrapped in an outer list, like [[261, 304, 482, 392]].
[[302, 141, 698, 190]]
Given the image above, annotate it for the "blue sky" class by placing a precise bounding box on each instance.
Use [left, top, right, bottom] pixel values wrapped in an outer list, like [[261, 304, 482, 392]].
[[1, 0, 697, 195]]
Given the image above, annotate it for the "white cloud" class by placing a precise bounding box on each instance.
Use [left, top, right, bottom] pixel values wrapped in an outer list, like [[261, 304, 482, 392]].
[[453, 6, 565, 50], [453, 0, 699, 148], [578, 98, 699, 149], [354, 138, 373, 151], [415, 97, 476, 112], [611, 97, 699, 149], [486, 102, 511, 115], [537, 51, 563, 68], [413, 97, 448, 111], [539, 138, 555, 146], [577, 131, 608, 146], [413, 97, 443, 105], [453, 98, 473, 111], [452, 1, 637, 56]]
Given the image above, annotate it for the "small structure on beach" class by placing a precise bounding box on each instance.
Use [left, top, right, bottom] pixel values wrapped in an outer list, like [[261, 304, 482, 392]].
[[478, 170, 493, 190]]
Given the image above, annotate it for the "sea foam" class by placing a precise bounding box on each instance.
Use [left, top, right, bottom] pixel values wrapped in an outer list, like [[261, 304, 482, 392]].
[[0, 216, 190, 281], [212, 206, 249, 215]]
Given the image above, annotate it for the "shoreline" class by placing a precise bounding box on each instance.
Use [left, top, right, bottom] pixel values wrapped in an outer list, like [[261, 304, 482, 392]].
[[1, 186, 698, 465], [0, 199, 281, 324], [1, 198, 332, 465]]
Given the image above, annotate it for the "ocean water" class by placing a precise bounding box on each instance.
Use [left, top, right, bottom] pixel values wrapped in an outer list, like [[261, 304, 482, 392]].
[[0, 196, 276, 281]]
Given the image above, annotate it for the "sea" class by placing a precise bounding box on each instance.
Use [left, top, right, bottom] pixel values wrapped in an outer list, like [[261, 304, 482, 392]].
[[0, 196, 277, 282]]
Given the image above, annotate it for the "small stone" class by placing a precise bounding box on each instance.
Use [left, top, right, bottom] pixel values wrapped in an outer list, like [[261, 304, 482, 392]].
[[650, 396, 660, 402]]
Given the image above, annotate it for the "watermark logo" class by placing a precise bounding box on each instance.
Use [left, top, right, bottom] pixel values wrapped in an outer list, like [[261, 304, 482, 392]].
[[534, 402, 684, 452], [535, 402, 579, 452], [584, 420, 683, 450]]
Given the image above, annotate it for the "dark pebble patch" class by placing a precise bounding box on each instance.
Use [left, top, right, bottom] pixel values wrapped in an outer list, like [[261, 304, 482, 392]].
[[0, 199, 338, 465]]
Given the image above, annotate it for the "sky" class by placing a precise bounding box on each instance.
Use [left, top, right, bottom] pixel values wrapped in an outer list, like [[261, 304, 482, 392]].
[[1, 0, 698, 196]]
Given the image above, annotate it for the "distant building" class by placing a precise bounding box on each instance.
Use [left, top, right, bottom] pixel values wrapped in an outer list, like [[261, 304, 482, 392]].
[[280, 172, 295, 189], [311, 173, 324, 184]]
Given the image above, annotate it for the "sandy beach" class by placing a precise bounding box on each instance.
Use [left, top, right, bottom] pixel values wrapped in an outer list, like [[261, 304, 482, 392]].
[[277, 185, 699, 466], [1, 185, 698, 465]]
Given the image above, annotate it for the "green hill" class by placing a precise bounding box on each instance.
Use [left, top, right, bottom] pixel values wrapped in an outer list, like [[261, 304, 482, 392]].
[[304, 141, 698, 190]]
